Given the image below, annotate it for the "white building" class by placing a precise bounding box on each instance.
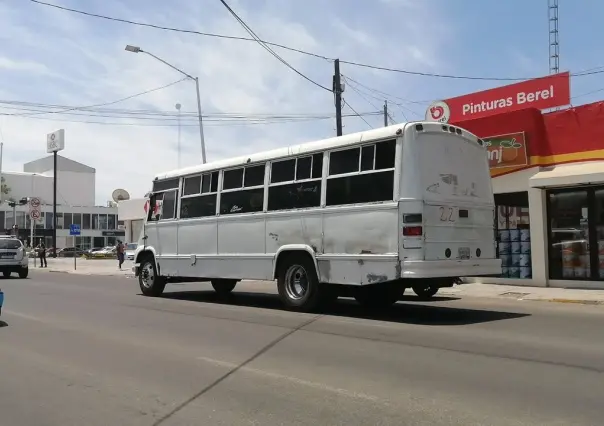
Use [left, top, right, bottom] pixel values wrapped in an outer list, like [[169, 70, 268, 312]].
[[118, 198, 147, 243], [1, 154, 124, 249]]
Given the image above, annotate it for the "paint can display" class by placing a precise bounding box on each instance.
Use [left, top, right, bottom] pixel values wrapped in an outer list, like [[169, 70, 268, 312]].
[[519, 254, 531, 267], [520, 242, 531, 254], [498, 241, 510, 255], [510, 254, 521, 267], [574, 267, 588, 279], [562, 266, 575, 278], [510, 242, 521, 255], [501, 266, 509, 278], [520, 229, 531, 242], [508, 267, 520, 278], [499, 230, 510, 242], [509, 229, 520, 242], [499, 254, 511, 267], [519, 267, 532, 279]]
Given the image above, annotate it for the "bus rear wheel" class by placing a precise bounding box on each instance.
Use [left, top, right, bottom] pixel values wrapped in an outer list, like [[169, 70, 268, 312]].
[[412, 284, 439, 300], [139, 257, 166, 297], [277, 254, 322, 312], [211, 279, 237, 296]]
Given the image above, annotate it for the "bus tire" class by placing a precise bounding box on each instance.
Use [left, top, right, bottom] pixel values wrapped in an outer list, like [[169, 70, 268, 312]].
[[211, 279, 237, 296], [354, 284, 402, 309], [277, 254, 322, 312], [138, 256, 166, 297], [412, 284, 439, 300]]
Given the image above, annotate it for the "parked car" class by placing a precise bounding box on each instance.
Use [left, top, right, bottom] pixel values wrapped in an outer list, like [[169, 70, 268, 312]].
[[125, 243, 138, 261], [0, 236, 29, 278], [0, 287, 3, 316], [58, 247, 85, 258], [91, 246, 117, 258]]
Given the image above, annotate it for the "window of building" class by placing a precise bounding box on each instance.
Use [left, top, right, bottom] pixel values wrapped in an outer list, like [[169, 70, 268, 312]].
[[93, 236, 105, 248], [98, 214, 108, 230], [108, 214, 116, 229], [0, 211, 5, 231], [220, 165, 265, 215], [56, 213, 64, 229], [495, 192, 531, 280], [45, 212, 53, 230], [91, 214, 98, 229], [326, 140, 396, 207], [547, 188, 598, 281], [5, 212, 14, 229], [83, 214, 91, 230], [72, 213, 82, 227], [63, 213, 73, 229], [268, 153, 323, 212]]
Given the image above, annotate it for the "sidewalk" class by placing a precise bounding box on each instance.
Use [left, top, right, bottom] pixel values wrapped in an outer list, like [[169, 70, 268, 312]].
[[29, 257, 131, 277], [27, 258, 604, 305]]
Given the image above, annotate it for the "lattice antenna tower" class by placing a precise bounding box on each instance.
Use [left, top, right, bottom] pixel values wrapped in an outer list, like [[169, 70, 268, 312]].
[[548, 0, 560, 74]]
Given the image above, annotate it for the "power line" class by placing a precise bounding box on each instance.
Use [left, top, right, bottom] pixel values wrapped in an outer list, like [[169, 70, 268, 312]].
[[343, 99, 372, 129], [342, 77, 423, 118], [28, 0, 604, 82], [1, 78, 187, 118], [216, 0, 331, 92]]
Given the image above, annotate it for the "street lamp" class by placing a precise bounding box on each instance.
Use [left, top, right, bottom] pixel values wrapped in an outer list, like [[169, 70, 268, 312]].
[[7, 197, 28, 236], [175, 103, 182, 168], [125, 45, 207, 164]]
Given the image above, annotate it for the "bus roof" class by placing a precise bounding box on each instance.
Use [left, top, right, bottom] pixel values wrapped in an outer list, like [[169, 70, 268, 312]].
[[154, 122, 415, 181]]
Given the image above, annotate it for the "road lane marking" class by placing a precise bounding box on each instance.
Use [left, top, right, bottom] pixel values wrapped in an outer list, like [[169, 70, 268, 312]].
[[195, 355, 381, 403]]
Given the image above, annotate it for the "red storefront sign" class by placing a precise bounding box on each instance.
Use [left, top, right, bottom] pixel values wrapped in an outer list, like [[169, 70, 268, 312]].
[[425, 72, 570, 123]]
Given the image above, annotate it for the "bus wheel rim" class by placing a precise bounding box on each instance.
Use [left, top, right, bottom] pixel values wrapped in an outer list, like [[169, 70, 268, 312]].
[[285, 265, 308, 300]]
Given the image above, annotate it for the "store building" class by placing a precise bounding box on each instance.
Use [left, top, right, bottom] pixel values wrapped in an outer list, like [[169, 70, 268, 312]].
[[117, 198, 147, 244], [0, 154, 125, 249], [427, 71, 604, 288]]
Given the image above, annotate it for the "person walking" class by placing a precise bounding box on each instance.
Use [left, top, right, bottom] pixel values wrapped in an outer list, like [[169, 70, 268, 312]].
[[116, 240, 125, 270], [37, 240, 47, 268]]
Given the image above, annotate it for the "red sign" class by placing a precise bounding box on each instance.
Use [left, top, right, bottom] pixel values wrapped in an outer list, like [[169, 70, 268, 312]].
[[427, 72, 570, 123], [483, 132, 528, 174]]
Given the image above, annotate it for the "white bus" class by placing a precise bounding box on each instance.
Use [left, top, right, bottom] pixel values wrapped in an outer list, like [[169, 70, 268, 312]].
[[133, 121, 501, 311]]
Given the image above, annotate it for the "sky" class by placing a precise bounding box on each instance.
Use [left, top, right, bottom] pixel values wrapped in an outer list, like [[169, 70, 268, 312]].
[[0, 0, 603, 205]]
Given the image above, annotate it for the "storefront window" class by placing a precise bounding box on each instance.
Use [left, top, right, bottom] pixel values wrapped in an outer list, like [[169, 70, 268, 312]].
[[99, 214, 108, 230], [83, 214, 91, 230], [495, 192, 531, 279], [548, 189, 591, 280], [45, 212, 54, 230], [108, 214, 116, 230]]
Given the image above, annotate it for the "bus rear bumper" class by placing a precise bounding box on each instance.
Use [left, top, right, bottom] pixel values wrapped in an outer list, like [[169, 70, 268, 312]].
[[400, 259, 502, 279]]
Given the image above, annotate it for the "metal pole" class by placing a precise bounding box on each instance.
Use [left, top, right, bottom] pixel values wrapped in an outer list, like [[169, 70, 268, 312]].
[[176, 103, 182, 168], [384, 101, 388, 127], [52, 151, 57, 257], [333, 59, 343, 136], [0, 142, 3, 204], [12, 204, 15, 236], [194, 77, 207, 163], [30, 213, 34, 249]]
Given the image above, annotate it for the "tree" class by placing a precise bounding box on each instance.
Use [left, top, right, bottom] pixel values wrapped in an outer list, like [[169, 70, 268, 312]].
[[1, 177, 10, 196]]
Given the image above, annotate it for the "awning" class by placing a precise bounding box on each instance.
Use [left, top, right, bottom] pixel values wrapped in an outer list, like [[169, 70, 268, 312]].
[[529, 162, 604, 188]]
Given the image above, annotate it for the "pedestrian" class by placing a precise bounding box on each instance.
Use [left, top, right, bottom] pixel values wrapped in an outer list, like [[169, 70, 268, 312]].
[[116, 240, 125, 270], [37, 240, 47, 268]]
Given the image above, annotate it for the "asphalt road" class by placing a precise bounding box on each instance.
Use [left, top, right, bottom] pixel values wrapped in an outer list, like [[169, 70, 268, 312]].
[[1, 272, 604, 426]]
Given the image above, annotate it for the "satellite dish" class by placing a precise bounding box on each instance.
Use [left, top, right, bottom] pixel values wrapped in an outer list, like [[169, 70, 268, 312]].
[[112, 188, 130, 202]]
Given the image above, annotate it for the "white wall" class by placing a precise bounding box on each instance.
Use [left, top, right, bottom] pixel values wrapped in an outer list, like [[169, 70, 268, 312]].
[[118, 198, 147, 221], [491, 167, 541, 194], [39, 170, 96, 206]]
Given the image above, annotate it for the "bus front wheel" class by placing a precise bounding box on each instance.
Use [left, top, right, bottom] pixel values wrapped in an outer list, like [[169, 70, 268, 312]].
[[139, 257, 166, 297], [277, 254, 322, 312]]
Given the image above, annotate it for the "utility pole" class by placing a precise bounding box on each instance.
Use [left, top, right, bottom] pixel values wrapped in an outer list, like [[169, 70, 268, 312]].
[[383, 100, 389, 127], [333, 59, 343, 136]]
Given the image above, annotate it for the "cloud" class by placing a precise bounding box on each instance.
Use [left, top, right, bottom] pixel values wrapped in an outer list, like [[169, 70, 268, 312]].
[[0, 0, 450, 204]]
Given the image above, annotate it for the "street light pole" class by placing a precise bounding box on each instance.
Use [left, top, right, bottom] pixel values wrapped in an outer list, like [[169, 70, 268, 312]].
[[125, 45, 207, 164], [175, 103, 182, 168]]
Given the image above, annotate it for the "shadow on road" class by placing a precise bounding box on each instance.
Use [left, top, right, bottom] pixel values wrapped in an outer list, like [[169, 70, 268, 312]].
[[159, 291, 530, 326], [0, 320, 8, 328]]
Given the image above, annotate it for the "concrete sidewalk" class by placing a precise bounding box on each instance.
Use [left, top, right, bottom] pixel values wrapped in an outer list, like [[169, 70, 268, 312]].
[[28, 258, 604, 305], [29, 257, 131, 277]]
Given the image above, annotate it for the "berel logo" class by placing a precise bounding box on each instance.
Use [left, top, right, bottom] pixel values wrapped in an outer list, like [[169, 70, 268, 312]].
[[425, 101, 450, 123]]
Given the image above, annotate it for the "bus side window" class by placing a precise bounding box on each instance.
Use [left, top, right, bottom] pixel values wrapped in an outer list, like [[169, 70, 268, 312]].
[[160, 190, 177, 220], [148, 193, 164, 222]]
